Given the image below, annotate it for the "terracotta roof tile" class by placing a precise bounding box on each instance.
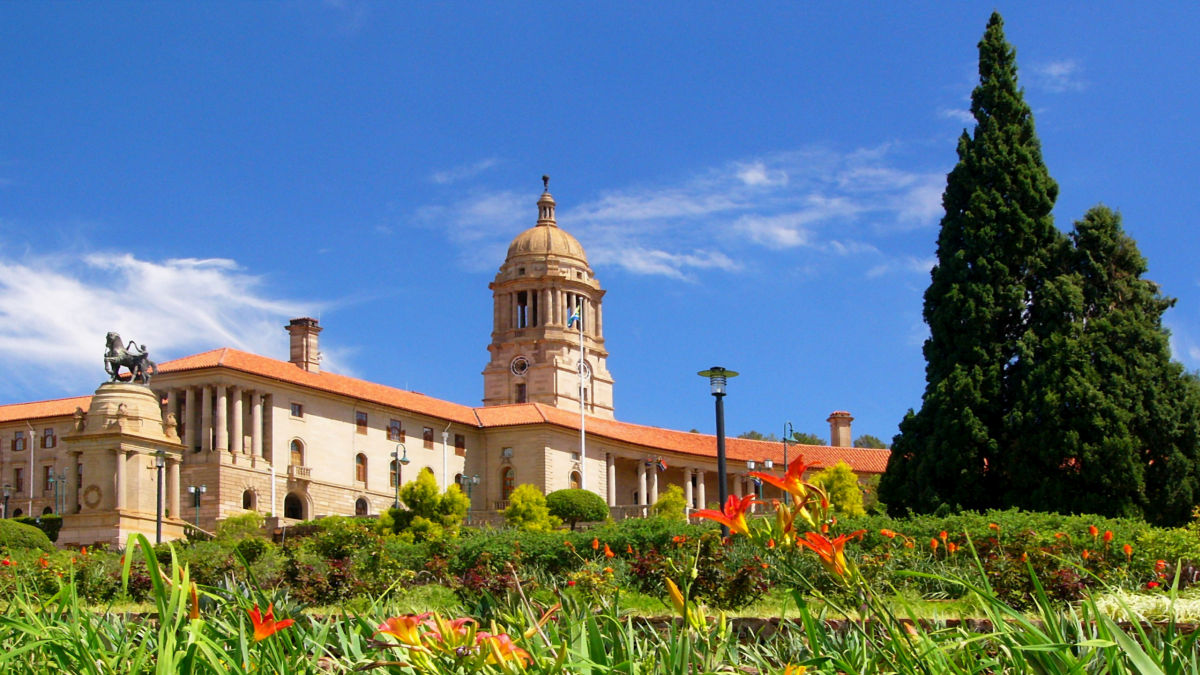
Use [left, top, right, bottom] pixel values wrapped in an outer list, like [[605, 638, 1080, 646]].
[[0, 396, 92, 423], [157, 349, 480, 426]]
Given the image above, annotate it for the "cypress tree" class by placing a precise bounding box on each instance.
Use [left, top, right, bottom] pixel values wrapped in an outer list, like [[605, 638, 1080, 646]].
[[880, 13, 1062, 514]]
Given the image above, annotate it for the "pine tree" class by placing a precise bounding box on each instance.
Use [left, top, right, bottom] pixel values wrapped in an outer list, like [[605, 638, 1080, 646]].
[[880, 12, 1062, 514]]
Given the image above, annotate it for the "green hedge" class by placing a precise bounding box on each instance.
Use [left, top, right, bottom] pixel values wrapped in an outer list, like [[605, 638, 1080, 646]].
[[0, 519, 54, 552]]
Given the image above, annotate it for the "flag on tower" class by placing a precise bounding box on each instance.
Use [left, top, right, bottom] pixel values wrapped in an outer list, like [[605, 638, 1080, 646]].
[[568, 304, 581, 328]]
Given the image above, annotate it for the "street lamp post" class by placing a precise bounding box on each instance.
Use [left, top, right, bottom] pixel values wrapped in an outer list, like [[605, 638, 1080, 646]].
[[154, 450, 166, 544], [391, 444, 410, 510], [782, 422, 793, 504], [47, 474, 56, 514], [698, 366, 737, 536], [187, 484, 206, 528], [2, 484, 9, 518], [458, 473, 479, 523]]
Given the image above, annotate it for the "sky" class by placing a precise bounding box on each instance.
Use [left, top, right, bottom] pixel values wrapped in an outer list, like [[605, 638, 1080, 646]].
[[2, 2, 1199, 444]]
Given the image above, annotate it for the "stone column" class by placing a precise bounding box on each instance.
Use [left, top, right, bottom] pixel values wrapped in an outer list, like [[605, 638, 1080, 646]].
[[649, 465, 659, 506], [214, 385, 228, 452], [200, 386, 213, 452], [684, 470, 694, 513], [184, 387, 196, 451], [696, 469, 706, 509], [251, 393, 263, 458], [168, 457, 180, 518], [606, 453, 616, 506], [596, 304, 603, 335], [637, 461, 647, 506], [114, 449, 126, 510], [230, 386, 243, 453], [166, 389, 178, 423]]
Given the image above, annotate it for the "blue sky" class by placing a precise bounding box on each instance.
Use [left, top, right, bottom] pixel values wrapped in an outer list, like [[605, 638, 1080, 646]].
[[2, 3, 1199, 444]]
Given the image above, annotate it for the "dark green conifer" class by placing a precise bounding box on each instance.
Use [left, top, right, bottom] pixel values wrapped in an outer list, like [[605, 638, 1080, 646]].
[[880, 12, 1062, 514]]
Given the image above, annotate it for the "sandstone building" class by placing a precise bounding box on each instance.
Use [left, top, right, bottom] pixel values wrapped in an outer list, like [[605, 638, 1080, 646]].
[[0, 181, 888, 545]]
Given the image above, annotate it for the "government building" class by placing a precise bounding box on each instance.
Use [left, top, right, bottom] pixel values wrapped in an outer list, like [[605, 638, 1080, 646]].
[[0, 180, 889, 546]]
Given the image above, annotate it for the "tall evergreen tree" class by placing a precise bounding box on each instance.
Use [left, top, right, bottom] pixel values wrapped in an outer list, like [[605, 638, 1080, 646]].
[[880, 13, 1062, 514]]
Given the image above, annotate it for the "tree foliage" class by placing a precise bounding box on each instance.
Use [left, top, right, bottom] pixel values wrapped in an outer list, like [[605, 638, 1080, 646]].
[[811, 461, 866, 517], [381, 467, 470, 541], [651, 484, 688, 522], [882, 12, 1061, 515], [737, 430, 779, 441], [546, 489, 609, 530], [853, 434, 889, 449], [790, 432, 825, 446], [503, 484, 562, 532]]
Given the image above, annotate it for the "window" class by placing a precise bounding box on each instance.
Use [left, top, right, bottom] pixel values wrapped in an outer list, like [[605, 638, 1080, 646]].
[[389, 460, 398, 488], [515, 383, 526, 403], [43, 466, 53, 492], [355, 498, 369, 516], [570, 471, 582, 490], [242, 489, 255, 510], [42, 428, 56, 449], [12, 431, 25, 452], [356, 411, 368, 435], [284, 493, 304, 520], [13, 468, 23, 493], [422, 427, 434, 450], [289, 440, 304, 466], [355, 453, 367, 483], [290, 403, 304, 418], [501, 467, 515, 501], [388, 419, 403, 441], [454, 434, 466, 457]]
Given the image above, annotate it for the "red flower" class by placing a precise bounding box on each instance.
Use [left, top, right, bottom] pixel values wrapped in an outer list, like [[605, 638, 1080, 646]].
[[794, 530, 866, 578], [767, 538, 776, 549], [692, 494, 757, 536], [249, 604, 295, 642], [567, 580, 576, 587], [1081, 549, 1090, 560], [1020, 552, 1028, 562], [604, 544, 615, 558], [1147, 581, 1160, 590], [591, 538, 599, 550], [38, 557, 48, 568], [987, 523, 1000, 532], [939, 530, 948, 542], [0, 558, 13, 567], [930, 538, 939, 552], [1103, 530, 1113, 543], [879, 529, 897, 539], [626, 545, 633, 554], [1123, 543, 1133, 559], [947, 542, 958, 555], [1088, 525, 1099, 538], [1155, 559, 1167, 573]]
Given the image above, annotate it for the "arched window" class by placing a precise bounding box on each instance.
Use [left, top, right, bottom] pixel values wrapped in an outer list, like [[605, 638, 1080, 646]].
[[389, 460, 398, 488], [12, 509, 22, 518], [42, 506, 53, 515], [242, 489, 255, 510], [290, 439, 304, 466], [284, 493, 304, 520], [501, 467, 515, 501], [355, 453, 367, 483], [454, 473, 463, 489], [569, 470, 582, 490], [355, 498, 369, 516]]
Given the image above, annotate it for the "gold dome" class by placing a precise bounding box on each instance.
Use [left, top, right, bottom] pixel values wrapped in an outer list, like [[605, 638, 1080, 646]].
[[504, 181, 589, 264]]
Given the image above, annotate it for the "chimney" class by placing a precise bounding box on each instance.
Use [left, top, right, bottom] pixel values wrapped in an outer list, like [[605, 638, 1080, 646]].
[[286, 318, 322, 373], [827, 410, 853, 447]]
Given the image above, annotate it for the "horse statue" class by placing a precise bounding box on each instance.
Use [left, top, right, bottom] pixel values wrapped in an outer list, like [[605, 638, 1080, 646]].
[[104, 332, 157, 386]]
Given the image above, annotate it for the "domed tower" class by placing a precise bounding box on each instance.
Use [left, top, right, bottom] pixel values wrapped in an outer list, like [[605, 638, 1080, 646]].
[[483, 177, 614, 419]]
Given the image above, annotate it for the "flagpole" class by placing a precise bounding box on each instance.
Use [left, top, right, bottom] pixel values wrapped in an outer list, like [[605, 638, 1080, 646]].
[[579, 302, 587, 490]]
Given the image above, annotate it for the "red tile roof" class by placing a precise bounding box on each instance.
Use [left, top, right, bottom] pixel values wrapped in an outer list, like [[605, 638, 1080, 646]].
[[156, 349, 480, 426], [6, 348, 889, 474], [0, 396, 92, 423]]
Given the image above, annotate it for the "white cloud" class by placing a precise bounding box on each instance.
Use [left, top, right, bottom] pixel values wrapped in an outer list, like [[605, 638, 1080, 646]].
[[0, 252, 312, 399], [418, 144, 949, 280], [939, 108, 975, 125], [1032, 59, 1086, 93], [866, 255, 935, 279], [431, 158, 501, 185]]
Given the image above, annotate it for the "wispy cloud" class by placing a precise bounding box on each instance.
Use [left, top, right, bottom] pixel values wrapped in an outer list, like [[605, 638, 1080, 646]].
[[418, 145, 947, 280], [939, 108, 975, 125], [1031, 59, 1086, 93], [866, 255, 936, 279], [431, 158, 501, 185], [0, 252, 315, 399]]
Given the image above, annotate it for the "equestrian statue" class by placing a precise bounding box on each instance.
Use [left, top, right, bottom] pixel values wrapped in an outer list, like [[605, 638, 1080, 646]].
[[104, 332, 157, 386]]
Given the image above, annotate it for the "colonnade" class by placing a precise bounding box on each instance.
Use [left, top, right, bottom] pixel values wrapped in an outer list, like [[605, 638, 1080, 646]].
[[162, 385, 270, 460], [494, 288, 603, 334], [602, 452, 765, 511]]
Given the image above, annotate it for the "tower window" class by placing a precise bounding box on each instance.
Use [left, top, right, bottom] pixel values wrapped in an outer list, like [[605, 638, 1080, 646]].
[[516, 291, 528, 328], [388, 419, 403, 441], [356, 411, 368, 434], [515, 383, 527, 403], [423, 427, 434, 449]]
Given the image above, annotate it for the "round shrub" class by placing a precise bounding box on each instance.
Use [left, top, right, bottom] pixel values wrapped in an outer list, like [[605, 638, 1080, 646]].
[[546, 489, 609, 530], [0, 519, 54, 552]]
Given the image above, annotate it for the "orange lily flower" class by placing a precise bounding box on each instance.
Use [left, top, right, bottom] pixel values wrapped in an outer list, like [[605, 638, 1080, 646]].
[[591, 538, 599, 550], [626, 544, 633, 554], [1082, 549, 1090, 560], [879, 528, 897, 539], [249, 604, 295, 642], [604, 544, 615, 558], [477, 631, 532, 666], [377, 613, 431, 646], [748, 455, 809, 502], [1123, 543, 1133, 559], [794, 530, 866, 578], [692, 494, 757, 536]]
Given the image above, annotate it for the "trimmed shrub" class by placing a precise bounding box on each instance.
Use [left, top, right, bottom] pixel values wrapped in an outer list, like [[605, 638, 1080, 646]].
[[0, 519, 55, 552], [503, 485, 562, 532], [546, 489, 609, 530], [651, 484, 687, 521], [15, 515, 62, 543]]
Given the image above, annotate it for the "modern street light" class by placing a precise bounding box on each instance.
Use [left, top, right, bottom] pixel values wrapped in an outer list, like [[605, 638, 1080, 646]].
[[154, 450, 166, 544], [187, 484, 207, 528], [47, 474, 56, 514], [2, 484, 9, 518], [458, 473, 479, 501], [698, 366, 738, 536], [782, 421, 794, 504], [391, 444, 410, 510]]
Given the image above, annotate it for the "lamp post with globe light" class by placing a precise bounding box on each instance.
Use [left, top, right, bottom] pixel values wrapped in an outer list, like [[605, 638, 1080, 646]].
[[391, 444, 410, 510], [698, 367, 737, 536]]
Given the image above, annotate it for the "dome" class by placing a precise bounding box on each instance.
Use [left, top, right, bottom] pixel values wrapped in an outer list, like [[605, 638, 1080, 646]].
[[505, 223, 589, 263]]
